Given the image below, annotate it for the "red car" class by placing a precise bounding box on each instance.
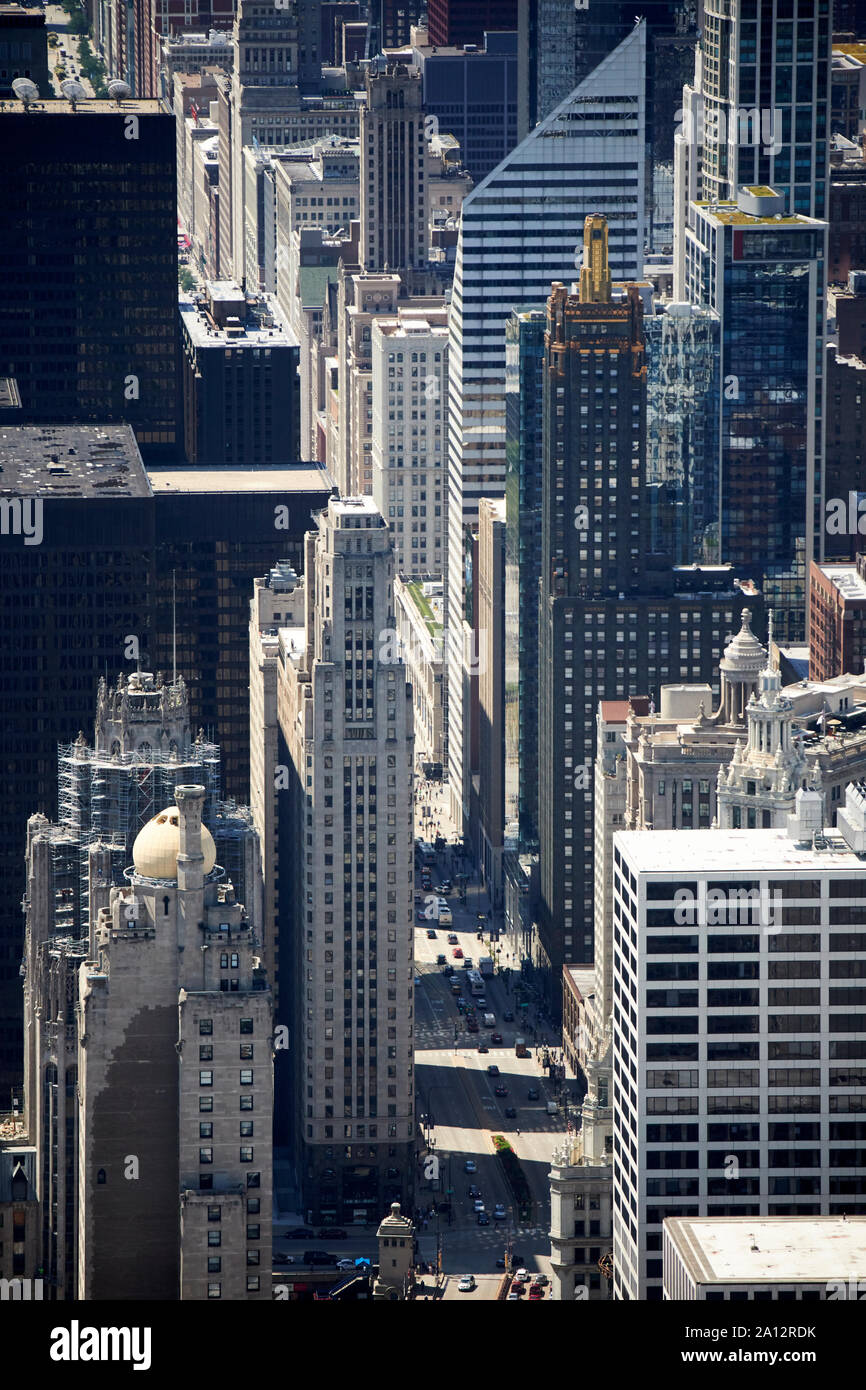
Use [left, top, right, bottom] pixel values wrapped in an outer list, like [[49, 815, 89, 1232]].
[[510, 1280, 525, 1296], [491, 1032, 503, 1044], [528, 1288, 544, 1300], [452, 947, 463, 958]]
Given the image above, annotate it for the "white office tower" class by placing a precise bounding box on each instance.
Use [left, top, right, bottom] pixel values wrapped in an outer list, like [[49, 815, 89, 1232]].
[[278, 496, 416, 1223], [611, 785, 866, 1300], [446, 23, 647, 831], [371, 306, 449, 578]]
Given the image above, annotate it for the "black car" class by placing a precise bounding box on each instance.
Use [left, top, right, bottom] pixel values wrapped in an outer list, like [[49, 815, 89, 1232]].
[[436, 954, 447, 965], [503, 1010, 515, 1023], [318, 1227, 347, 1240], [285, 1227, 315, 1240], [504, 1106, 517, 1119], [477, 1213, 490, 1226], [468, 1185, 482, 1198], [303, 1250, 336, 1265], [527, 1088, 539, 1101]]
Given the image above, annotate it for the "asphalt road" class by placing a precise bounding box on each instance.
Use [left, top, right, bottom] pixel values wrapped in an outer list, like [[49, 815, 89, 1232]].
[[411, 852, 571, 1289]]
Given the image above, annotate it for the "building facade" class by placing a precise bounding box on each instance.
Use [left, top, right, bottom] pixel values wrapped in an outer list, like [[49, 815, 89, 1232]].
[[612, 789, 866, 1300], [272, 496, 416, 1224]]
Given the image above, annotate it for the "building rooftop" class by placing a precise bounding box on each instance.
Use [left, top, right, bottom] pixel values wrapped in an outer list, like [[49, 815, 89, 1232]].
[[615, 826, 863, 874], [0, 425, 150, 497], [179, 290, 299, 350], [147, 465, 332, 494], [4, 98, 164, 114], [816, 562, 866, 601], [693, 200, 817, 228], [665, 1217, 866, 1286]]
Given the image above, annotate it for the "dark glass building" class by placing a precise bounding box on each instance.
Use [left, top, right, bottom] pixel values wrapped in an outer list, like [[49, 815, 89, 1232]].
[[413, 30, 519, 184], [0, 100, 181, 462], [426, 0, 518, 49], [686, 191, 827, 642]]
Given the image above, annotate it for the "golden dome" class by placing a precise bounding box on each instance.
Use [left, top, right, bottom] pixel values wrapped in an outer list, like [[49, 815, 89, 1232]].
[[132, 806, 216, 880]]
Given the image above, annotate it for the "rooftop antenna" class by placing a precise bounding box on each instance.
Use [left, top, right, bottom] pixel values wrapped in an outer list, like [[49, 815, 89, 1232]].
[[172, 568, 177, 685], [12, 78, 39, 107]]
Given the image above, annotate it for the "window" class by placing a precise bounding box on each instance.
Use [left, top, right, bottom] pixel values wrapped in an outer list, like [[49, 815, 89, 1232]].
[[240, 1146, 254, 1162], [240, 1069, 254, 1085], [199, 1019, 213, 1035], [199, 1123, 213, 1138], [199, 1070, 213, 1087], [199, 1147, 213, 1164], [207, 1206, 221, 1223], [207, 1283, 221, 1299], [207, 1231, 221, 1247], [199, 1096, 213, 1113], [240, 1019, 254, 1034]]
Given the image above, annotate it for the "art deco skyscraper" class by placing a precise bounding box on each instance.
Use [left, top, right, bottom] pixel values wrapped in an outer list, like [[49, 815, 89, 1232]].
[[360, 62, 428, 275], [274, 496, 415, 1223]]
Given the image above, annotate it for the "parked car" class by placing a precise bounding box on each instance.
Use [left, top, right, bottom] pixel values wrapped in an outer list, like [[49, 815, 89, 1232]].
[[528, 1287, 544, 1300], [458, 1275, 476, 1292], [510, 1280, 525, 1295], [452, 947, 463, 958], [416, 909, 429, 922], [487, 1064, 500, 1076], [426, 928, 437, 939], [462, 956, 473, 968], [273, 1252, 294, 1263], [535, 1274, 549, 1286], [447, 933, 459, 945], [513, 1268, 529, 1283], [477, 1042, 489, 1053], [436, 954, 447, 965], [284, 1227, 315, 1240], [506, 1291, 521, 1300]]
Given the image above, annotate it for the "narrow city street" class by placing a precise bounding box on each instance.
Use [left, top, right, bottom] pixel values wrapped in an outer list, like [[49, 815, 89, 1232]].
[[410, 774, 571, 1292], [43, 3, 97, 97]]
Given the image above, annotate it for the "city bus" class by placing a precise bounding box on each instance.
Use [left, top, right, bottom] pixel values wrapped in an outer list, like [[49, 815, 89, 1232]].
[[466, 969, 484, 996]]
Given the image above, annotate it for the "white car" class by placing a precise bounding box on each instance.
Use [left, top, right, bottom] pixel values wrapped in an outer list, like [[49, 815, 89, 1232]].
[[458, 1276, 476, 1292], [513, 1268, 530, 1283], [473, 1200, 485, 1213], [464, 1159, 477, 1174], [335, 1258, 356, 1271]]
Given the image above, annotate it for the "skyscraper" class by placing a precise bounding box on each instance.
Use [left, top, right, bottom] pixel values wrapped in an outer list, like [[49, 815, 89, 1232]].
[[22, 675, 264, 1299], [535, 218, 762, 999], [0, 99, 180, 460], [684, 188, 827, 641], [77, 787, 272, 1300], [268, 496, 416, 1223], [447, 23, 648, 834], [360, 62, 428, 274], [425, 0, 518, 49], [612, 785, 866, 1299]]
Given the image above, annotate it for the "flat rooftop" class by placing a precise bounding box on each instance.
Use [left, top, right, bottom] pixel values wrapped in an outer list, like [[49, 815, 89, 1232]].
[[666, 1217, 866, 1285], [4, 99, 165, 114], [147, 466, 332, 495], [179, 298, 299, 350], [0, 425, 150, 497], [614, 826, 864, 875], [817, 562, 866, 601]]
